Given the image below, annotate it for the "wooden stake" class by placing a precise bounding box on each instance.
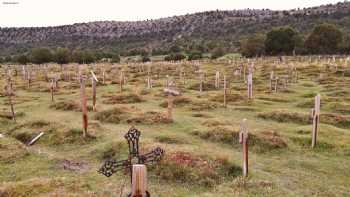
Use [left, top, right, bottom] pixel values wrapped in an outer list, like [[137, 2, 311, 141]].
[[28, 132, 44, 146], [120, 70, 124, 92], [80, 77, 88, 137], [7, 77, 16, 122], [50, 79, 55, 102], [215, 71, 220, 89], [247, 73, 253, 100], [131, 165, 148, 197], [223, 75, 227, 108], [312, 94, 321, 148], [239, 119, 249, 177]]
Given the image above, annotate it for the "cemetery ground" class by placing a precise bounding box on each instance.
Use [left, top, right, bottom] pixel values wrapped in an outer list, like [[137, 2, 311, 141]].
[[0, 57, 350, 196]]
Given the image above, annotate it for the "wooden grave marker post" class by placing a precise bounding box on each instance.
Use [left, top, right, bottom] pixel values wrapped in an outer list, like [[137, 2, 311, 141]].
[[239, 119, 249, 177], [311, 94, 321, 148], [223, 75, 227, 108], [247, 73, 253, 100], [164, 82, 180, 122], [215, 71, 220, 89], [131, 165, 149, 197], [120, 70, 124, 92], [79, 76, 88, 138], [50, 79, 55, 102], [91, 71, 98, 112], [6, 75, 16, 122]]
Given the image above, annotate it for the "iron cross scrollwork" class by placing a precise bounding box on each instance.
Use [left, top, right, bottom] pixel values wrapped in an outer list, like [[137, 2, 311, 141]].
[[98, 127, 165, 178]]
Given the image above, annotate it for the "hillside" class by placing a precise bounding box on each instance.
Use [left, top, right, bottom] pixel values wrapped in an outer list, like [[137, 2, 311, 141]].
[[1, 1, 350, 56]]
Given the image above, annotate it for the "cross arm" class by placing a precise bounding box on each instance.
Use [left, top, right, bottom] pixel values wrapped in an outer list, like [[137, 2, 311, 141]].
[[138, 147, 165, 164], [98, 159, 131, 177]]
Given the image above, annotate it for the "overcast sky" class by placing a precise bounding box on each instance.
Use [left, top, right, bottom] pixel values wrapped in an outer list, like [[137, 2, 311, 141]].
[[0, 0, 342, 27]]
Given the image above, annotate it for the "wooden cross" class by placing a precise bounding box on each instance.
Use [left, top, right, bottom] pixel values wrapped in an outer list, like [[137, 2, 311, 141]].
[[311, 94, 321, 148], [98, 127, 164, 196], [239, 119, 249, 177], [91, 71, 98, 112]]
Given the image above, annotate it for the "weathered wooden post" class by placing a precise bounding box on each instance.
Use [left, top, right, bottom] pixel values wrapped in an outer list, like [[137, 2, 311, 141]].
[[274, 77, 279, 93], [102, 69, 106, 85], [239, 119, 249, 177], [131, 165, 149, 197], [91, 71, 98, 112], [197, 70, 204, 93], [120, 70, 124, 92], [223, 75, 227, 108], [247, 73, 253, 100], [269, 71, 274, 92], [27, 70, 31, 89], [215, 71, 220, 89], [50, 79, 55, 102], [79, 76, 88, 138], [311, 94, 321, 148], [6, 77, 16, 122], [164, 83, 180, 122]]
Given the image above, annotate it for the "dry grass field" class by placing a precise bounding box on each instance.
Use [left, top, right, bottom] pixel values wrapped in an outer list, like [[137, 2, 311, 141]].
[[0, 57, 349, 196]]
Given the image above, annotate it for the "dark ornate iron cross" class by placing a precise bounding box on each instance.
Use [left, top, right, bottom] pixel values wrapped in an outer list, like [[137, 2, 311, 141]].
[[98, 127, 165, 179]]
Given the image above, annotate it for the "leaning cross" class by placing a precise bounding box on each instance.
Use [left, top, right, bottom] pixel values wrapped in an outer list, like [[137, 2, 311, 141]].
[[98, 127, 165, 183]]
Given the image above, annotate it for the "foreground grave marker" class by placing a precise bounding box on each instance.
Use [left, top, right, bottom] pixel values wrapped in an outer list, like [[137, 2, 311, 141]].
[[99, 127, 164, 196]]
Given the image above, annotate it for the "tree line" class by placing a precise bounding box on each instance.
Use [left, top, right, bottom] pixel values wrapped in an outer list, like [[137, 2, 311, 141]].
[[240, 23, 350, 57], [0, 48, 121, 64]]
